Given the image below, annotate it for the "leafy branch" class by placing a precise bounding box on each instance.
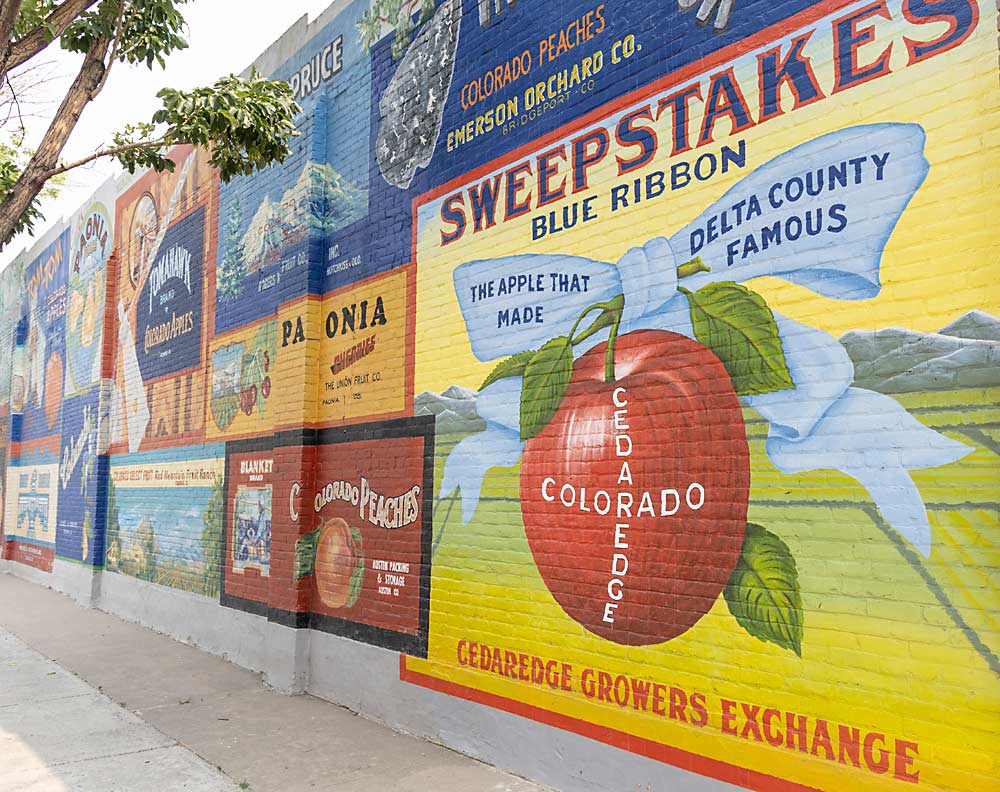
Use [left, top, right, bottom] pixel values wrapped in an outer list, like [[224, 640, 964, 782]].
[[0, 0, 301, 248]]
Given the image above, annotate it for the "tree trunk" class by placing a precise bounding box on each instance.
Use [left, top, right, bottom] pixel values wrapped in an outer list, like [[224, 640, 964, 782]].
[[0, 34, 108, 246], [0, 0, 24, 78], [1, 0, 101, 80]]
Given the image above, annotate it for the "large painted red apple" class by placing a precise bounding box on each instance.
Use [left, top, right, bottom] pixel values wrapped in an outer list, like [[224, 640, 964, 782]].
[[520, 329, 750, 645]]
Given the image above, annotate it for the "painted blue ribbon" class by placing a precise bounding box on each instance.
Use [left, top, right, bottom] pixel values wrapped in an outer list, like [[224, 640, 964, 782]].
[[441, 123, 971, 555]]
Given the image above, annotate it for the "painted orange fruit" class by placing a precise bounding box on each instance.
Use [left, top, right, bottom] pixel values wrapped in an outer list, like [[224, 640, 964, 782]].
[[44, 353, 63, 429], [314, 517, 363, 609]]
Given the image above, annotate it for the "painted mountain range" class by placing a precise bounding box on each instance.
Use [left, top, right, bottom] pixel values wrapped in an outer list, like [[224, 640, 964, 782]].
[[240, 161, 366, 272], [414, 384, 484, 435], [840, 311, 1000, 393]]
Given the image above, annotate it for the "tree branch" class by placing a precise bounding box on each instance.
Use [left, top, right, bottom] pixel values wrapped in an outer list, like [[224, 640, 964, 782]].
[[0, 0, 24, 76], [0, 31, 108, 245], [43, 134, 167, 179], [3, 0, 100, 78], [89, 0, 124, 98], [3, 72, 24, 129]]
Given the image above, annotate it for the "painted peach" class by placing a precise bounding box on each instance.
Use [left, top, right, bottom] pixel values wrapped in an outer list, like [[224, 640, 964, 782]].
[[314, 517, 361, 609], [44, 352, 63, 429]]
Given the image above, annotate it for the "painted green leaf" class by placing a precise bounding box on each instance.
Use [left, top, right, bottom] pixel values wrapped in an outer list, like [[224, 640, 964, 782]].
[[294, 528, 321, 580], [724, 523, 803, 655], [345, 556, 364, 609], [519, 336, 574, 441], [344, 526, 364, 608], [479, 349, 534, 391], [682, 282, 793, 396]]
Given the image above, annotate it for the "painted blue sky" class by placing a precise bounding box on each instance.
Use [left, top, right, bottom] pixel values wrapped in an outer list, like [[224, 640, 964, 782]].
[[116, 486, 212, 565]]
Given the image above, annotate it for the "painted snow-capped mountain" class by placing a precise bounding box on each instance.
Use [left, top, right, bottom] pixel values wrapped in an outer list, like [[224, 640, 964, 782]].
[[241, 196, 283, 271], [415, 384, 484, 435], [840, 311, 1000, 393], [239, 162, 365, 272]]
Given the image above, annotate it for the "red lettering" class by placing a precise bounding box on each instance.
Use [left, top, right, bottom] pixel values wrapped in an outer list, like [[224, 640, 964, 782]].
[[740, 704, 762, 741], [689, 692, 709, 727], [721, 699, 738, 735], [811, 719, 835, 760], [894, 740, 919, 783], [864, 732, 891, 774]]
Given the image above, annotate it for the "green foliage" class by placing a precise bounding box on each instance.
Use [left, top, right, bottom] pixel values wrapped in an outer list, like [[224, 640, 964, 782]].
[[105, 479, 121, 570], [201, 476, 224, 597], [681, 281, 794, 396], [358, 0, 436, 59], [519, 336, 574, 441], [294, 527, 321, 579], [12, 1, 60, 39], [345, 526, 364, 608], [61, 0, 190, 68], [113, 70, 300, 182], [0, 131, 63, 239], [2, 1, 300, 245], [137, 515, 158, 582], [479, 349, 534, 391], [724, 523, 803, 655]]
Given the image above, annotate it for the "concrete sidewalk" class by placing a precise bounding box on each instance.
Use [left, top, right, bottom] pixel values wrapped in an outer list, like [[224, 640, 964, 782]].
[[0, 628, 239, 791], [0, 574, 545, 792]]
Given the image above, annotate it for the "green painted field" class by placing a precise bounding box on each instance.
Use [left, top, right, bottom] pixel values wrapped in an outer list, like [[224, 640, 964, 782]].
[[429, 386, 1000, 677]]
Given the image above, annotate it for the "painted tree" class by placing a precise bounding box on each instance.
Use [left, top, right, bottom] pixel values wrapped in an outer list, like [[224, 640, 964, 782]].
[[104, 477, 120, 570], [200, 475, 223, 597], [0, 0, 301, 247], [217, 195, 245, 300]]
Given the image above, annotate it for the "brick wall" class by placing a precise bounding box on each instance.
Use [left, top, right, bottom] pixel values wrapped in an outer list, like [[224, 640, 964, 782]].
[[2, 1, 998, 790]]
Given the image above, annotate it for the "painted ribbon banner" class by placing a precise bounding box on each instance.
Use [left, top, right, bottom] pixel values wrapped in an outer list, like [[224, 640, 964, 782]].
[[452, 124, 926, 361], [0, 0, 996, 790], [406, 0, 1000, 789]]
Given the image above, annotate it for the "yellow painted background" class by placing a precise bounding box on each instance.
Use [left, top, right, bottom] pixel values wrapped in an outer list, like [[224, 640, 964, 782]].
[[414, 1, 1000, 394], [408, 2, 1000, 790], [317, 267, 411, 424]]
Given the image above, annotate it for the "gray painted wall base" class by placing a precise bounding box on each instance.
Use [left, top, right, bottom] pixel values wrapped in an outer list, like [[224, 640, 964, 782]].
[[0, 562, 743, 792]]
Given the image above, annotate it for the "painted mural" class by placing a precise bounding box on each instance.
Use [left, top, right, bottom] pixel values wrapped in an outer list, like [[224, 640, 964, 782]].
[[106, 446, 224, 596], [220, 418, 433, 655], [65, 192, 112, 398], [110, 145, 215, 454], [18, 231, 69, 443], [3, 458, 58, 571], [0, 0, 997, 790], [213, 0, 371, 334], [400, 1, 999, 790]]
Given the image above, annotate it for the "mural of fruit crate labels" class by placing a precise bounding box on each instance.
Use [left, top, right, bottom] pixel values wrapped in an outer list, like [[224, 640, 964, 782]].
[[110, 145, 218, 454], [314, 265, 415, 426], [17, 229, 70, 443], [55, 386, 105, 566], [214, 0, 372, 335], [64, 180, 115, 398], [206, 297, 320, 441], [221, 417, 434, 657], [360, 0, 858, 278], [403, 0, 1000, 789], [0, 416, 8, 536], [106, 445, 225, 596], [0, 253, 27, 415], [3, 452, 59, 572]]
